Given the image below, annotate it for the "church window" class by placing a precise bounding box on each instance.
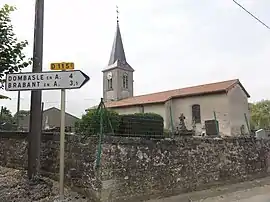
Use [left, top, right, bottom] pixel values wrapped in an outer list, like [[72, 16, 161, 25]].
[[123, 73, 128, 89], [192, 104, 201, 124], [107, 78, 113, 90]]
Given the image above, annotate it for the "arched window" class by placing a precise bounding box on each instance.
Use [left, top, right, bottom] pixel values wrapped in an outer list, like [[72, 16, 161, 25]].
[[107, 78, 113, 90], [123, 73, 128, 89], [192, 104, 201, 124]]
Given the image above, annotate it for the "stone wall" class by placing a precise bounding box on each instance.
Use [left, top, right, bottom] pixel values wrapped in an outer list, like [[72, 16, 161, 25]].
[[100, 136, 270, 201], [0, 132, 270, 202], [0, 132, 100, 201]]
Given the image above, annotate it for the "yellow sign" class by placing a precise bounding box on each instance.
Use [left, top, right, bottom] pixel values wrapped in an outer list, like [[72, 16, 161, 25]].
[[50, 62, 74, 70]]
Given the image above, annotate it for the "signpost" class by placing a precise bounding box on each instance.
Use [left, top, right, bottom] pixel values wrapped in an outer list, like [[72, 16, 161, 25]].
[[5, 68, 89, 201]]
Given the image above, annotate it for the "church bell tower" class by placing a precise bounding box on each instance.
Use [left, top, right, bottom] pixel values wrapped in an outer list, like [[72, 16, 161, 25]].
[[102, 7, 134, 102]]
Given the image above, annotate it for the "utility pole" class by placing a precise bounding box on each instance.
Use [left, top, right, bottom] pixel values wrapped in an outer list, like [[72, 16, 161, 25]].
[[28, 0, 44, 180], [41, 102, 44, 129], [16, 90, 20, 130], [0, 106, 3, 121]]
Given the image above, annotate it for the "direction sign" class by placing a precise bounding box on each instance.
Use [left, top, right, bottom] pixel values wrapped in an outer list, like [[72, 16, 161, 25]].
[[50, 62, 74, 70], [5, 70, 89, 91]]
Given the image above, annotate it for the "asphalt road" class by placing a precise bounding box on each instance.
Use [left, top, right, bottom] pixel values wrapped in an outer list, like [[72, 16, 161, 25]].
[[199, 191, 270, 202], [147, 189, 270, 202], [239, 194, 270, 202], [146, 177, 270, 202]]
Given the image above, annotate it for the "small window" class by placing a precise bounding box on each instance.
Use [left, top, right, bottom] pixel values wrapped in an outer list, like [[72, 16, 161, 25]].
[[107, 78, 113, 90], [123, 73, 128, 89], [192, 104, 201, 124]]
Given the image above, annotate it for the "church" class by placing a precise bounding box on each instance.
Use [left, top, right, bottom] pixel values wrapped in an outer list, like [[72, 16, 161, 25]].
[[102, 19, 250, 137]]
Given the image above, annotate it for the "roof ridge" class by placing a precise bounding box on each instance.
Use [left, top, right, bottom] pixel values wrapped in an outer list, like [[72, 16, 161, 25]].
[[43, 107, 79, 119], [120, 79, 239, 100], [105, 79, 248, 108]]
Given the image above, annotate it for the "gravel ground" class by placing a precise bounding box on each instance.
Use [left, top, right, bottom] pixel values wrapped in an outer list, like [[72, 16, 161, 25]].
[[0, 166, 89, 202]]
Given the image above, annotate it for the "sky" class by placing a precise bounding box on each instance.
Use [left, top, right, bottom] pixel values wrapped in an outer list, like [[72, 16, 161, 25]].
[[1, 0, 270, 117]]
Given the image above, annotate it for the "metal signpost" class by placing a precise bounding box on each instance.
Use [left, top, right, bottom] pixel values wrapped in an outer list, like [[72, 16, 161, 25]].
[[50, 62, 76, 201], [5, 67, 89, 201]]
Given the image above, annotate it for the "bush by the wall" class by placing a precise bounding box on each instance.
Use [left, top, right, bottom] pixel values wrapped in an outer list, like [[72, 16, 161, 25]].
[[75, 108, 120, 135], [118, 113, 164, 136]]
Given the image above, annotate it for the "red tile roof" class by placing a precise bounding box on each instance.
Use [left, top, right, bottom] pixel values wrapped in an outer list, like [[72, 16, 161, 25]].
[[105, 79, 250, 108]]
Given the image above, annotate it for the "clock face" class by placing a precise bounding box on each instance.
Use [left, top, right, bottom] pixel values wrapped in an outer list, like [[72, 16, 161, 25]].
[[107, 72, 112, 79]]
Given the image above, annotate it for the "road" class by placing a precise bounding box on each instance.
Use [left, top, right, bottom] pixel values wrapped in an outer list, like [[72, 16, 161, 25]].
[[238, 194, 270, 202], [146, 177, 270, 202], [198, 186, 270, 202]]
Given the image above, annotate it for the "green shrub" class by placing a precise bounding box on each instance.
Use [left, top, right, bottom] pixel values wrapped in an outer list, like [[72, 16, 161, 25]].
[[163, 128, 172, 137], [75, 108, 120, 135]]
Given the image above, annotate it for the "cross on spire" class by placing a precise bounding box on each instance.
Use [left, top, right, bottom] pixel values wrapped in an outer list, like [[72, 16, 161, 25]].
[[116, 5, 119, 23]]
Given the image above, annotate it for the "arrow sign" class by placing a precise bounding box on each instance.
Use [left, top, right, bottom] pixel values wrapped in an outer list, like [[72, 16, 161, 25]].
[[5, 70, 90, 91]]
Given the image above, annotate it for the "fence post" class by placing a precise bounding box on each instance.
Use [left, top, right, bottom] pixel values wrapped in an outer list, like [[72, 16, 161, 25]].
[[169, 105, 174, 133], [244, 113, 250, 134], [213, 111, 219, 136], [95, 98, 104, 169]]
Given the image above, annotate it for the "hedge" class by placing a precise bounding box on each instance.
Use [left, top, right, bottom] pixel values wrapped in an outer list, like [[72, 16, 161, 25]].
[[118, 113, 164, 136], [76, 110, 164, 136]]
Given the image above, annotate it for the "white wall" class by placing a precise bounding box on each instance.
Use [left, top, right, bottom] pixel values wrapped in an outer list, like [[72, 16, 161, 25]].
[[227, 84, 250, 135], [171, 93, 231, 136], [109, 87, 249, 137], [112, 106, 142, 114]]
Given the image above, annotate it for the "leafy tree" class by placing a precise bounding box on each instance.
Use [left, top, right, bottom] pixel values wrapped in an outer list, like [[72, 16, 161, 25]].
[[0, 106, 13, 123], [0, 106, 16, 131], [13, 109, 30, 120], [75, 108, 120, 135], [0, 4, 31, 88], [250, 100, 270, 130], [0, 94, 10, 99]]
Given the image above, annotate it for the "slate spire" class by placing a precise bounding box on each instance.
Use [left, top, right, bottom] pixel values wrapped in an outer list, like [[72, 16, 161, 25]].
[[108, 7, 127, 66]]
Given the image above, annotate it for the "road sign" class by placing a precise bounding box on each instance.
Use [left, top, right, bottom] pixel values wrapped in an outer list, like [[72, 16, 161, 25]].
[[50, 62, 74, 70], [5, 70, 89, 91]]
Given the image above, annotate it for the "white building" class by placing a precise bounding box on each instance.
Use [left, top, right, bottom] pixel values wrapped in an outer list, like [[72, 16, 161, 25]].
[[102, 19, 250, 136]]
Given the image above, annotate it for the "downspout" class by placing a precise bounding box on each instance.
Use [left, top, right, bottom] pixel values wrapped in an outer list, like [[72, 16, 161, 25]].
[[169, 103, 174, 132]]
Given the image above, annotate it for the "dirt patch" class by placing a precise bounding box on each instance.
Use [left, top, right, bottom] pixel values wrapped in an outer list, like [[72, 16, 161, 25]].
[[0, 166, 90, 202]]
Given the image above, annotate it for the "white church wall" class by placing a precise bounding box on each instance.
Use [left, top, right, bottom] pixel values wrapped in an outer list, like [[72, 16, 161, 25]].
[[171, 93, 231, 136], [227, 84, 250, 135], [111, 106, 142, 115]]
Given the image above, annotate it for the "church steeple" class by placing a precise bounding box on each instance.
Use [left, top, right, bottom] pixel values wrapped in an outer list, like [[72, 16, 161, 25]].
[[102, 6, 134, 102], [108, 21, 127, 66], [104, 6, 134, 72]]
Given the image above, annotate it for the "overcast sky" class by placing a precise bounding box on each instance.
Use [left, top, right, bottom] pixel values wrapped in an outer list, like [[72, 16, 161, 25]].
[[1, 0, 270, 117]]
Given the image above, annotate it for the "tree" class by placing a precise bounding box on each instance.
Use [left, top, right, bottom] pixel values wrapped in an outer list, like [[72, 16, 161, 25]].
[[250, 100, 270, 130], [0, 106, 13, 123], [0, 106, 16, 131], [13, 109, 30, 121], [0, 4, 31, 88], [0, 94, 10, 99], [75, 108, 120, 135]]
